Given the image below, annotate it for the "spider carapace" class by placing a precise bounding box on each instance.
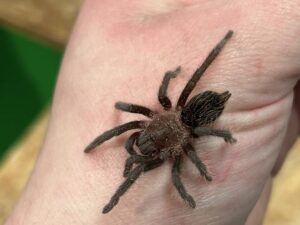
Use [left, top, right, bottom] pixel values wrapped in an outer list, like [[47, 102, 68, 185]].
[[137, 111, 190, 158], [84, 30, 236, 214]]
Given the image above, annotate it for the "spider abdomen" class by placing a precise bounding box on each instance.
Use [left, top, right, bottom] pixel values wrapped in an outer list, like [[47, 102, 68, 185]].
[[137, 111, 190, 158]]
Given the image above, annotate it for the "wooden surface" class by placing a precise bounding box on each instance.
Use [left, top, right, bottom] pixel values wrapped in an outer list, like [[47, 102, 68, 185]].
[[0, 111, 300, 224], [0, 0, 82, 46]]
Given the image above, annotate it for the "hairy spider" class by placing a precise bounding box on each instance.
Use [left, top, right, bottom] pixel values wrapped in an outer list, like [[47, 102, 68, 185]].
[[84, 30, 236, 214]]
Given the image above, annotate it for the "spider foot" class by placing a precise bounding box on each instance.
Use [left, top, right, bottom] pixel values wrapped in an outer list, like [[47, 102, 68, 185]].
[[198, 166, 212, 182], [224, 135, 237, 144], [166, 66, 181, 78], [204, 173, 213, 182], [102, 199, 118, 214], [185, 195, 196, 208]]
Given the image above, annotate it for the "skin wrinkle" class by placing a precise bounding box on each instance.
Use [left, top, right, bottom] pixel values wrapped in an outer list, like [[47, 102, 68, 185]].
[[222, 92, 294, 131], [235, 115, 287, 168], [237, 130, 284, 178]]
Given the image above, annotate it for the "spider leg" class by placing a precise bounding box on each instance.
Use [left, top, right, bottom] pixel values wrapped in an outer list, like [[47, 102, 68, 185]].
[[102, 164, 145, 214], [158, 66, 181, 110], [176, 31, 233, 109], [124, 155, 164, 177], [84, 121, 147, 153], [115, 102, 156, 118], [183, 143, 212, 181], [193, 127, 237, 144], [143, 158, 164, 172], [172, 155, 196, 208], [123, 155, 150, 177], [125, 131, 140, 155]]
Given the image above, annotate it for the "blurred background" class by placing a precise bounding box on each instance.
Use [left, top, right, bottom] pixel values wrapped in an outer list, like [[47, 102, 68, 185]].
[[0, 0, 81, 158], [0, 0, 299, 224], [0, 24, 61, 158], [0, 0, 81, 222]]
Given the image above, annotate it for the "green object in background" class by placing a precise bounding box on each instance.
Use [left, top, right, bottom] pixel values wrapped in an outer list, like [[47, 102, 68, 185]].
[[0, 26, 62, 159]]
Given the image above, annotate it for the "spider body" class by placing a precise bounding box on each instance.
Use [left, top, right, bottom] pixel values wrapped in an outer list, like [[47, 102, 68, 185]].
[[137, 111, 190, 158], [84, 30, 236, 214]]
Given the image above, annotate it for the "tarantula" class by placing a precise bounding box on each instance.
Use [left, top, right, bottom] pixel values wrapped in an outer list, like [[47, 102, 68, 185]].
[[84, 30, 236, 214]]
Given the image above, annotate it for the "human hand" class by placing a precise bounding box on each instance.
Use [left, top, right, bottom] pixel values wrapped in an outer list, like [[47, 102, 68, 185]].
[[6, 1, 300, 225]]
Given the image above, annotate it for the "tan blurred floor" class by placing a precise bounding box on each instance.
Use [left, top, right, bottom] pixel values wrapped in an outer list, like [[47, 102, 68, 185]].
[[0, 111, 48, 224], [264, 139, 300, 225], [0, 111, 300, 224]]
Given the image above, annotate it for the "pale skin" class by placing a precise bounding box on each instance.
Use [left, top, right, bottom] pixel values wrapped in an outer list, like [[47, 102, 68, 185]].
[[5, 0, 300, 224]]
